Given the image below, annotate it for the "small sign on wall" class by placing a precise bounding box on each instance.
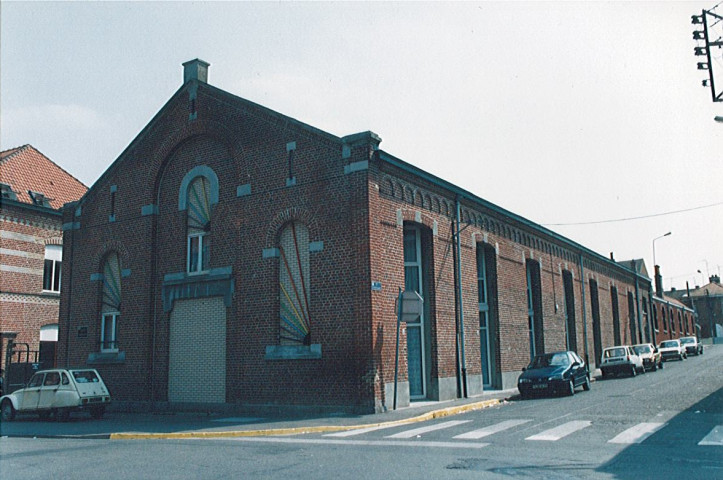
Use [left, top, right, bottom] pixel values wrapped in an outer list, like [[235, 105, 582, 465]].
[[371, 281, 382, 291], [77, 326, 88, 338]]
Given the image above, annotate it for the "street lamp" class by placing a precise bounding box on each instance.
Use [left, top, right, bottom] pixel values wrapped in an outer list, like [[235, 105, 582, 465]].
[[652, 232, 672, 267]]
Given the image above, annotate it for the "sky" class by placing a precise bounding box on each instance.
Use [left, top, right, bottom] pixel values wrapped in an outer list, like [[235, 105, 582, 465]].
[[2, 1, 721, 291]]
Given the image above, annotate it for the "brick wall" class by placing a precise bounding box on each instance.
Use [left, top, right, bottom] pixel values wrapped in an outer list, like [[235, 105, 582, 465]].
[[1, 203, 63, 370]]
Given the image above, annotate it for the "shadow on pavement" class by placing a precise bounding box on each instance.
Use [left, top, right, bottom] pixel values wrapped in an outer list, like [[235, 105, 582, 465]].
[[596, 385, 723, 478]]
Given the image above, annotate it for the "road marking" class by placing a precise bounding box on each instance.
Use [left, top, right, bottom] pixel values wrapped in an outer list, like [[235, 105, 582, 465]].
[[217, 436, 489, 449], [608, 422, 666, 444], [699, 426, 723, 446], [525, 421, 591, 441], [324, 423, 400, 437], [385, 420, 472, 439], [454, 419, 532, 439]]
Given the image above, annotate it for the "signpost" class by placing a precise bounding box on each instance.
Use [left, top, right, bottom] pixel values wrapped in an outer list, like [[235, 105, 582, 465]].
[[393, 288, 424, 410]]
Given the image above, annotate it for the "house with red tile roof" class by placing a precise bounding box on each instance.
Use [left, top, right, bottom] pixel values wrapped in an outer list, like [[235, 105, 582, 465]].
[[0, 145, 86, 388]]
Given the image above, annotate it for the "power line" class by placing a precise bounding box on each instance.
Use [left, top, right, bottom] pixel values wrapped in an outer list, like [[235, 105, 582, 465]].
[[543, 201, 723, 226]]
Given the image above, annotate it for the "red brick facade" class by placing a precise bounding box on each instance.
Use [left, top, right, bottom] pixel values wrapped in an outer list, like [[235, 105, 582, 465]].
[[57, 61, 669, 413], [1, 145, 87, 376]]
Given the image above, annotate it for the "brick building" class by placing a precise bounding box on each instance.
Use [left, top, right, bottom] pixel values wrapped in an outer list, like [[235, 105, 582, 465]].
[[668, 274, 723, 341], [0, 145, 87, 375], [58, 60, 656, 413]]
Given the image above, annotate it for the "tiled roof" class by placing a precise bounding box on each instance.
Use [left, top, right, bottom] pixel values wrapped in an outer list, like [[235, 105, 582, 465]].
[[0, 144, 87, 209]]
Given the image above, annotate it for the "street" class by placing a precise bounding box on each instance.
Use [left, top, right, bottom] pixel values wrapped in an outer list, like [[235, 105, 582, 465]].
[[1, 345, 721, 479]]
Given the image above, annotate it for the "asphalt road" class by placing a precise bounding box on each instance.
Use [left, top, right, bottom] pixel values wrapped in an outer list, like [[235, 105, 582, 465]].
[[1, 345, 721, 479]]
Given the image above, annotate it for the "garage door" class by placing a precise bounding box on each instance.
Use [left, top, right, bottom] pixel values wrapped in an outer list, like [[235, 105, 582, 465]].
[[168, 297, 226, 403]]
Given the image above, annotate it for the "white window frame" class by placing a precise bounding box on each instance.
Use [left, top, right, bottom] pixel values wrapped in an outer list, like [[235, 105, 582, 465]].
[[100, 312, 119, 352], [43, 245, 62, 292], [187, 232, 208, 274]]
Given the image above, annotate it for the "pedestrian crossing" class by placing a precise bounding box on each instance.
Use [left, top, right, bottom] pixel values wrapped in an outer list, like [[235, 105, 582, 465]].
[[317, 419, 723, 448]]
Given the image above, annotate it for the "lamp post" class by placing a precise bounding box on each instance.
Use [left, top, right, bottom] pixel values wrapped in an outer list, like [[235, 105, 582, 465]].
[[652, 232, 672, 267]]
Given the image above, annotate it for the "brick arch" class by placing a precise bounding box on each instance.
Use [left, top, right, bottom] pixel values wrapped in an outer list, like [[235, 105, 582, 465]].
[[151, 120, 240, 206], [381, 177, 395, 197], [265, 207, 319, 248], [397, 207, 437, 232], [91, 239, 130, 272]]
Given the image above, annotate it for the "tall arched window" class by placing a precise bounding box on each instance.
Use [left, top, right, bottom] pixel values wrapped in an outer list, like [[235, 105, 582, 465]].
[[101, 252, 121, 352], [186, 176, 212, 273], [279, 222, 311, 345]]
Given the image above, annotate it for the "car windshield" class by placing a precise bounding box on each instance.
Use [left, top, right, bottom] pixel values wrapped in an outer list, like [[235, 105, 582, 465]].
[[660, 341, 677, 348], [72, 370, 100, 383], [529, 353, 569, 368], [604, 347, 627, 358], [633, 345, 650, 354], [680, 338, 694, 344]]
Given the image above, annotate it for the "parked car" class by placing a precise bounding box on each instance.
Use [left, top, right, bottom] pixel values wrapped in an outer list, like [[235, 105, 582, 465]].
[[0, 368, 111, 422], [679, 336, 703, 356], [633, 343, 663, 372], [518, 350, 590, 398], [658, 339, 687, 361], [599, 345, 644, 378]]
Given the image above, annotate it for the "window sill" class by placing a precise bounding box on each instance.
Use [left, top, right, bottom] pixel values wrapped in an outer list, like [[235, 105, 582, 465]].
[[40, 290, 61, 297], [265, 344, 322, 361], [87, 351, 125, 365]]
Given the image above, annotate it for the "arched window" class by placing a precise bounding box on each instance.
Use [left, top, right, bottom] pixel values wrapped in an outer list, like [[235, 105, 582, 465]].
[[186, 176, 212, 273], [279, 222, 311, 345], [101, 252, 121, 352]]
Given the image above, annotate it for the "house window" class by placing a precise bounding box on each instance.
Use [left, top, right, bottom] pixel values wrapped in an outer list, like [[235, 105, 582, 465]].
[[101, 312, 118, 352], [186, 176, 212, 273], [671, 309, 676, 333], [43, 245, 62, 292], [1, 182, 17, 200], [279, 221, 311, 345], [28, 190, 52, 207], [100, 252, 121, 352], [525, 260, 544, 359]]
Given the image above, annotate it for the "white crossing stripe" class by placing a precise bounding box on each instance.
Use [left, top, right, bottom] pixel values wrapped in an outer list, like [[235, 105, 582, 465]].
[[324, 423, 401, 437], [699, 426, 723, 446], [386, 420, 472, 439], [454, 419, 532, 440], [608, 422, 666, 444], [526, 421, 591, 441], [219, 436, 489, 449]]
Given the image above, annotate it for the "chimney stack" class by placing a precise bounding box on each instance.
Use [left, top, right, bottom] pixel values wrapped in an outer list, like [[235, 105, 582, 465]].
[[711, 274, 721, 285], [183, 59, 210, 84], [654, 265, 664, 297]]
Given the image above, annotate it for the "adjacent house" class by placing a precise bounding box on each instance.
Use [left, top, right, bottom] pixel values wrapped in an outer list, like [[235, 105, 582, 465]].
[[0, 145, 87, 379], [57, 60, 655, 413]]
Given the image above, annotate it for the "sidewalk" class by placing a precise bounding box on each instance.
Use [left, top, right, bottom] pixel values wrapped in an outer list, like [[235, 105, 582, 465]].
[[0, 389, 517, 440]]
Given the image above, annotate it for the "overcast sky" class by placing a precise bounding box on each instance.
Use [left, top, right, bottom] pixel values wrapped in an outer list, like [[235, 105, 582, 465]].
[[2, 1, 721, 290]]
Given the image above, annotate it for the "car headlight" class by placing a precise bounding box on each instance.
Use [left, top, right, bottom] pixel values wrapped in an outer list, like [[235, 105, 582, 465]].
[[548, 375, 563, 381]]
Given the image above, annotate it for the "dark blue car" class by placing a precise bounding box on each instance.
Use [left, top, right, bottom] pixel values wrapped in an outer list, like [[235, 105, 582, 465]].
[[517, 351, 591, 399]]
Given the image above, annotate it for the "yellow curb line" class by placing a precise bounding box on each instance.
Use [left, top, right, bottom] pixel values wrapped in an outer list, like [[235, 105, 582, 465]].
[[109, 398, 502, 440]]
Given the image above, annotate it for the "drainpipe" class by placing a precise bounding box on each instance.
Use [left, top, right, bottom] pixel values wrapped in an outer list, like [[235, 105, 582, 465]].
[[454, 196, 468, 398], [64, 209, 77, 368], [648, 283, 655, 343], [578, 254, 589, 367]]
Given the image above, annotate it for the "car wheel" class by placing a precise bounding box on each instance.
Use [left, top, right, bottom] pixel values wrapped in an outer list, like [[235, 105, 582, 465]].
[[55, 408, 70, 422], [651, 362, 657, 371], [566, 380, 575, 396], [1, 400, 15, 421], [583, 375, 591, 391], [659, 360, 664, 369], [640, 365, 646, 374], [630, 365, 637, 377], [700, 347, 704, 355], [90, 406, 105, 420]]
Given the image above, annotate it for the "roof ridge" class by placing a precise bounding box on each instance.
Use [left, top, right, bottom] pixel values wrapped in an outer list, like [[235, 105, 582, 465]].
[[0, 144, 31, 164], [26, 144, 88, 189]]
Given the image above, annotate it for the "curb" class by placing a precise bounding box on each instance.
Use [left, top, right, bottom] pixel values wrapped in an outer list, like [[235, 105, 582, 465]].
[[109, 398, 503, 440]]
